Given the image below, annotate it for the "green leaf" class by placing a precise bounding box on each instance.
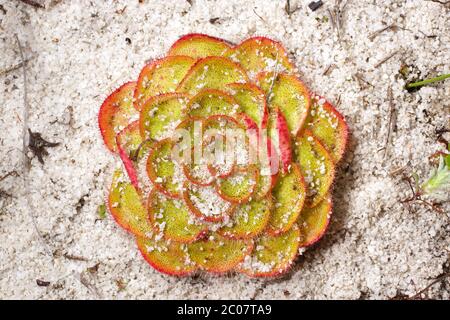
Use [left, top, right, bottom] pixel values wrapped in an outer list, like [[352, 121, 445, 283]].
[[405, 73, 450, 89], [421, 156, 450, 196], [97, 204, 106, 220]]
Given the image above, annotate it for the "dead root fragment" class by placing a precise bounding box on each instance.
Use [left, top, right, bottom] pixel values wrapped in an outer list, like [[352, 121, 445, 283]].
[[0, 56, 35, 77], [410, 272, 450, 299], [28, 129, 60, 164], [392, 272, 450, 299], [0, 171, 19, 182], [400, 175, 446, 216]]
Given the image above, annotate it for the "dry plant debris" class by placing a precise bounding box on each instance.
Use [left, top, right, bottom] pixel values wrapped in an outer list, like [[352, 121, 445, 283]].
[[28, 129, 60, 165]]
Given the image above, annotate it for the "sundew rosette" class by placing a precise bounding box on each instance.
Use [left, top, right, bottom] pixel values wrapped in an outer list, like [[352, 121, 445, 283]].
[[98, 34, 348, 277]]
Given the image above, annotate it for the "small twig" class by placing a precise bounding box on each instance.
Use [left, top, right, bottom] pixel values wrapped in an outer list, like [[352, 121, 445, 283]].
[[328, 0, 349, 41], [335, 94, 342, 108], [63, 253, 89, 262], [0, 56, 35, 77], [18, 0, 45, 8], [353, 72, 374, 89], [402, 176, 418, 199], [368, 24, 397, 41], [369, 23, 436, 41], [389, 165, 407, 177], [405, 74, 450, 89], [395, 25, 437, 39], [415, 198, 445, 214], [383, 86, 395, 158], [374, 50, 399, 68], [327, 9, 336, 30], [285, 0, 291, 15], [322, 64, 336, 76], [252, 8, 266, 23]]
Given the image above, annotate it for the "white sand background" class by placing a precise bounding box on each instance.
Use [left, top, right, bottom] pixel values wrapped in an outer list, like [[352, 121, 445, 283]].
[[0, 0, 449, 299]]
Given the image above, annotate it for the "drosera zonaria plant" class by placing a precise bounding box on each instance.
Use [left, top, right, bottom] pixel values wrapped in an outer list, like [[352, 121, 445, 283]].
[[98, 34, 348, 277]]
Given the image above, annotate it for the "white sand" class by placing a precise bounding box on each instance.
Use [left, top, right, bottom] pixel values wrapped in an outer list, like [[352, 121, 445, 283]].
[[0, 0, 449, 299]]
